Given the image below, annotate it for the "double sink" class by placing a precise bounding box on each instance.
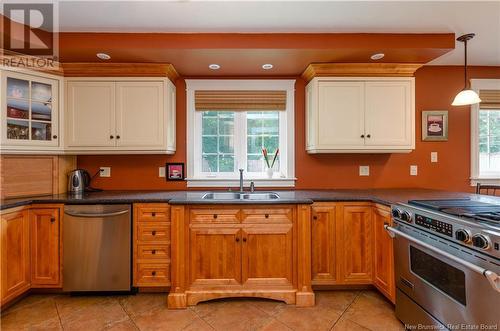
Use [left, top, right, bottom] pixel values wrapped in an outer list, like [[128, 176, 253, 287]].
[[201, 192, 280, 200]]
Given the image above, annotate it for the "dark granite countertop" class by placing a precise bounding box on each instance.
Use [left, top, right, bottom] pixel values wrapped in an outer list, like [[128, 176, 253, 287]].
[[2, 189, 499, 211]]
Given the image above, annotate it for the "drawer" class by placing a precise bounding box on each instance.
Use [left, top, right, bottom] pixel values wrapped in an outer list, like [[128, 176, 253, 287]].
[[190, 208, 240, 224], [135, 263, 170, 286], [241, 207, 293, 223], [137, 244, 171, 260], [137, 222, 170, 242], [135, 204, 170, 222]]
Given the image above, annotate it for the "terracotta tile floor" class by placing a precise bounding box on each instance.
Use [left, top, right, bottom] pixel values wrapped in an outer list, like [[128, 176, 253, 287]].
[[0, 290, 404, 331]]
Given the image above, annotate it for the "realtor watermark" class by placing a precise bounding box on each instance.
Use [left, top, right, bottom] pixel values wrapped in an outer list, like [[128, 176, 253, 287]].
[[405, 324, 498, 330], [1, 1, 59, 70]]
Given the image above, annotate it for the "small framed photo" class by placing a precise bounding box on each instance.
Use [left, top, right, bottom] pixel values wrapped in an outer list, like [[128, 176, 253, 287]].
[[166, 163, 184, 181], [422, 111, 448, 141]]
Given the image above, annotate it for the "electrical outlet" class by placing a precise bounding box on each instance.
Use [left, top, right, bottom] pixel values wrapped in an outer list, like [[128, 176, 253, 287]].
[[410, 165, 418, 176], [159, 166, 166, 178], [100, 167, 111, 177], [431, 152, 438, 163], [359, 166, 370, 176]]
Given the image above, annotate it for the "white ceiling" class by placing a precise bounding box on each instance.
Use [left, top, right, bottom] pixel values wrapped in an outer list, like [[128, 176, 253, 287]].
[[53, 1, 498, 65]]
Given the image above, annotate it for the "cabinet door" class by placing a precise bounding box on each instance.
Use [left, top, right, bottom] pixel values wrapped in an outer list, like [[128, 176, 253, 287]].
[[317, 81, 365, 148], [189, 227, 241, 286], [373, 206, 395, 303], [2, 71, 59, 147], [30, 208, 61, 287], [116, 82, 164, 148], [241, 224, 293, 287], [364, 81, 413, 147], [1, 210, 30, 305], [66, 81, 115, 147], [165, 80, 176, 152], [311, 204, 338, 284], [340, 205, 373, 284]]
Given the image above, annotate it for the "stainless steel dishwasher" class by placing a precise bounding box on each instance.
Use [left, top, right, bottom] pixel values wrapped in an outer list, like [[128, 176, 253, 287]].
[[63, 205, 131, 292]]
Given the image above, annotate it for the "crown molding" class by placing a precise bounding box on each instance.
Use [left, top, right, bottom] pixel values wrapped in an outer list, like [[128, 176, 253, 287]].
[[62, 62, 180, 81], [302, 63, 423, 82]]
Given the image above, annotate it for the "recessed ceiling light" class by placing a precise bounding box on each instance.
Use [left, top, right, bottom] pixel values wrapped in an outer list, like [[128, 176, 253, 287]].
[[262, 64, 273, 70], [96, 53, 111, 60], [209, 64, 221, 70], [370, 53, 385, 60]]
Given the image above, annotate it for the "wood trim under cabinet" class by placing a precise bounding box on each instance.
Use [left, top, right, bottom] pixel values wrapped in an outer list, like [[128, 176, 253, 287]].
[[301, 63, 423, 82], [62, 63, 180, 82]]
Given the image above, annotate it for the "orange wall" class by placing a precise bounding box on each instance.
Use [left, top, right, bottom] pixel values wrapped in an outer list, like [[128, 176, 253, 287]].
[[78, 66, 500, 192]]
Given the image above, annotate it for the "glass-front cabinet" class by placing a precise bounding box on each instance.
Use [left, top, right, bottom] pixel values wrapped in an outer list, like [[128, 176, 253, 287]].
[[1, 70, 60, 148]]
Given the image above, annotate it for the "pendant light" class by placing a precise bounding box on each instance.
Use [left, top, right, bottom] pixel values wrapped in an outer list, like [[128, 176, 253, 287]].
[[452, 33, 481, 106]]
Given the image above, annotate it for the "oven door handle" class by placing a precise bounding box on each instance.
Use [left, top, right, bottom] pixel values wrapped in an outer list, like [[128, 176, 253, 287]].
[[384, 224, 500, 293]]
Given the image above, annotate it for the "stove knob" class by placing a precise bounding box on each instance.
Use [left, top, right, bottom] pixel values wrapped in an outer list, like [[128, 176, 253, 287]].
[[401, 211, 412, 223], [391, 208, 402, 219], [472, 234, 490, 250], [455, 229, 471, 243]]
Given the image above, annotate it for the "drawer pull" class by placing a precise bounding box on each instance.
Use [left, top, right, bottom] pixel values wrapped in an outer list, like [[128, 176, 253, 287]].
[[151, 250, 156, 254], [50, 217, 56, 223], [152, 212, 156, 217], [152, 230, 156, 236], [236, 237, 240, 242], [213, 214, 218, 219], [152, 271, 156, 276], [313, 216, 318, 220], [265, 214, 269, 218]]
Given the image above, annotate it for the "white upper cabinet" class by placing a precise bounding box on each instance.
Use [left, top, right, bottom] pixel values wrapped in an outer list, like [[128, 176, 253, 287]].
[[1, 70, 62, 152], [66, 81, 115, 147], [306, 77, 415, 153], [65, 78, 176, 154]]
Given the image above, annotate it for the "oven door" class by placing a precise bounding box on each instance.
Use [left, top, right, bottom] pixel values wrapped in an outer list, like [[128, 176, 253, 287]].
[[388, 222, 500, 328]]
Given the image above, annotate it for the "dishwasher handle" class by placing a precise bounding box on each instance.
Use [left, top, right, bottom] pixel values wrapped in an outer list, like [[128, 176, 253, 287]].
[[384, 224, 500, 293], [64, 209, 129, 218]]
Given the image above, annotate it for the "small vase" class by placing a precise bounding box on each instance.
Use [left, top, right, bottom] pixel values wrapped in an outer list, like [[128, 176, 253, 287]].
[[266, 168, 274, 179]]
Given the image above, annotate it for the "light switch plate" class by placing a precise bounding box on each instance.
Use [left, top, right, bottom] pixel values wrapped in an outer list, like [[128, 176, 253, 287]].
[[410, 165, 418, 176], [359, 166, 370, 176], [100, 167, 111, 177], [431, 152, 438, 163], [159, 166, 166, 178]]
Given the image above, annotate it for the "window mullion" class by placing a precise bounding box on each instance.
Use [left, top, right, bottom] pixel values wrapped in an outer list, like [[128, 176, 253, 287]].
[[236, 112, 246, 173]]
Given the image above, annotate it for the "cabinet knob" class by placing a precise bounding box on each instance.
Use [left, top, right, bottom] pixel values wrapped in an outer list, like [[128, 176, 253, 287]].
[[152, 250, 156, 255], [152, 271, 156, 276], [243, 237, 247, 243], [52, 135, 58, 139], [367, 134, 371, 138], [110, 135, 114, 139], [50, 217, 56, 223], [152, 212, 156, 217], [236, 237, 240, 242], [264, 214, 269, 218], [213, 214, 218, 219], [360, 134, 365, 138], [313, 215, 318, 220], [116, 135, 121, 139], [152, 230, 156, 236]]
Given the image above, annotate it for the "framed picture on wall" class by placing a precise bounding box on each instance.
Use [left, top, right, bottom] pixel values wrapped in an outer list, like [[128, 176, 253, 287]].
[[166, 163, 185, 181], [422, 110, 448, 141]]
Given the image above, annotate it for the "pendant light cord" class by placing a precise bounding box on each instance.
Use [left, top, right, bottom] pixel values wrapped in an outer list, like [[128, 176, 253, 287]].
[[464, 39, 468, 89]]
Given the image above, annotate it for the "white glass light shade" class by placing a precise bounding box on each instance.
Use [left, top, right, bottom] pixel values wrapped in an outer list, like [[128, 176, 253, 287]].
[[452, 89, 482, 106]]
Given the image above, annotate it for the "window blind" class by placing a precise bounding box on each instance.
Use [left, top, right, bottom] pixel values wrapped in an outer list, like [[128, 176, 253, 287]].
[[479, 90, 500, 109], [194, 90, 287, 111]]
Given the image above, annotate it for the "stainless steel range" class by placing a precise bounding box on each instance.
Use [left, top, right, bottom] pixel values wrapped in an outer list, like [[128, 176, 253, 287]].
[[386, 198, 500, 330]]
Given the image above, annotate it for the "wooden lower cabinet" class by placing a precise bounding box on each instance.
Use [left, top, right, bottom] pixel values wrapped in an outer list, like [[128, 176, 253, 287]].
[[133, 203, 171, 287], [168, 205, 313, 309], [311, 204, 338, 284], [30, 206, 62, 287], [1, 208, 31, 305], [372, 204, 396, 303], [310, 202, 396, 303], [339, 204, 373, 284]]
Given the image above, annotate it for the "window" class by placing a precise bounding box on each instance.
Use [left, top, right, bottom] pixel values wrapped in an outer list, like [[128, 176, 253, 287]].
[[187, 80, 295, 187], [471, 79, 500, 185]]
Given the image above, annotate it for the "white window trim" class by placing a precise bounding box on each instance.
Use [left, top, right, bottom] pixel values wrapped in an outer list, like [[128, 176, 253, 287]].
[[186, 79, 295, 188], [470, 79, 500, 186]]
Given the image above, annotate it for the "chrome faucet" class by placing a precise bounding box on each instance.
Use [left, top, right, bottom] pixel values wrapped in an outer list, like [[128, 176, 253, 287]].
[[239, 169, 244, 192]]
